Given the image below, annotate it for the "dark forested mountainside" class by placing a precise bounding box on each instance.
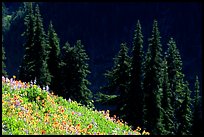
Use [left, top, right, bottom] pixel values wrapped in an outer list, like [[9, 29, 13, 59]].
[[2, 2, 202, 94]]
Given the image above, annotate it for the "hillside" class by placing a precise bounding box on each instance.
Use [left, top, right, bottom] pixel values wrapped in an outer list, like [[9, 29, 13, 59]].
[[2, 76, 150, 135]]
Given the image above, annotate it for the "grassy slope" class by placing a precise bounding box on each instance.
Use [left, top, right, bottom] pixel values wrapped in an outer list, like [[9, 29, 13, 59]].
[[2, 76, 150, 135]]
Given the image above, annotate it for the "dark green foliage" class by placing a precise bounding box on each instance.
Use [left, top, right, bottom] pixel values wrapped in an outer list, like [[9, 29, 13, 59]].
[[177, 81, 192, 135], [2, 42, 7, 76], [143, 20, 164, 135], [96, 43, 131, 119], [60, 42, 74, 97], [161, 58, 175, 135], [60, 40, 93, 107], [192, 76, 202, 135], [32, 4, 51, 87], [126, 20, 144, 128], [2, 3, 11, 34], [19, 3, 51, 87], [19, 2, 36, 82], [47, 21, 61, 94], [165, 38, 186, 132]]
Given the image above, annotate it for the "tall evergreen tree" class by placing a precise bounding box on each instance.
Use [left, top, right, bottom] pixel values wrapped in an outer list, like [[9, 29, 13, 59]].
[[126, 20, 144, 128], [192, 75, 202, 135], [19, 2, 36, 82], [61, 40, 93, 107], [177, 81, 192, 135], [96, 43, 131, 119], [165, 37, 186, 132], [47, 21, 61, 94], [60, 42, 75, 97], [32, 4, 51, 87], [143, 20, 164, 135], [161, 58, 175, 135]]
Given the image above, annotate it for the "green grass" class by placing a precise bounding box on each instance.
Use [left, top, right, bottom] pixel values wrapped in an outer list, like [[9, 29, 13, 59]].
[[2, 76, 150, 135]]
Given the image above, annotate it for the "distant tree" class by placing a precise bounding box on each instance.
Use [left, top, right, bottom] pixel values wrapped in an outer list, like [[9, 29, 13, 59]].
[[177, 81, 192, 135], [2, 3, 11, 34], [96, 43, 131, 119], [143, 20, 165, 135], [19, 2, 36, 82], [192, 75, 202, 135], [32, 4, 51, 87], [165, 38, 186, 133], [126, 20, 145, 128], [61, 40, 93, 107], [47, 21, 61, 94], [161, 58, 175, 135], [2, 38, 7, 76], [19, 3, 51, 87]]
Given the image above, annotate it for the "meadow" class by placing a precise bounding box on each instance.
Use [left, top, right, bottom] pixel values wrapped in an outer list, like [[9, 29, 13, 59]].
[[2, 76, 150, 135]]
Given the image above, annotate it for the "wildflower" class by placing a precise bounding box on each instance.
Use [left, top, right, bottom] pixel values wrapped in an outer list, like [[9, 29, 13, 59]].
[[46, 85, 49, 91], [41, 130, 46, 135], [59, 125, 64, 130], [13, 75, 16, 79], [113, 115, 116, 119], [72, 111, 75, 115], [28, 103, 32, 107], [76, 123, 81, 129], [9, 105, 15, 109], [77, 112, 82, 116], [6, 77, 10, 82], [63, 114, 68, 119], [14, 100, 20, 106], [14, 95, 18, 100], [68, 98, 72, 102], [87, 124, 92, 129], [116, 119, 120, 123], [68, 120, 72, 123], [52, 118, 56, 121], [136, 126, 141, 131], [81, 128, 87, 133], [45, 113, 49, 117], [34, 77, 37, 84], [2, 76, 5, 81], [30, 80, 33, 86], [61, 109, 65, 113], [18, 112, 23, 117], [44, 117, 49, 123], [24, 129, 29, 134], [62, 121, 66, 126], [36, 96, 40, 100]]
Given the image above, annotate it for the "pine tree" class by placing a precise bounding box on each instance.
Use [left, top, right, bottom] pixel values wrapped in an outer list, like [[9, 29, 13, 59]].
[[2, 39, 7, 76], [19, 2, 36, 82], [61, 40, 93, 107], [165, 37, 186, 133], [192, 75, 202, 135], [60, 42, 75, 97], [32, 4, 51, 87], [161, 58, 175, 135], [127, 20, 144, 128], [177, 81, 192, 135], [143, 20, 164, 135], [47, 21, 61, 94], [96, 43, 131, 119]]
